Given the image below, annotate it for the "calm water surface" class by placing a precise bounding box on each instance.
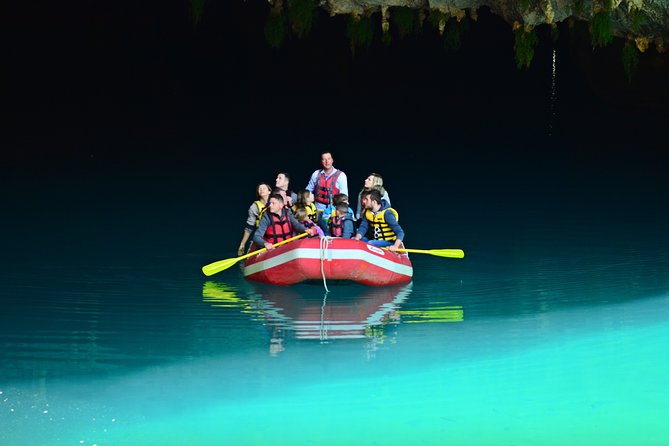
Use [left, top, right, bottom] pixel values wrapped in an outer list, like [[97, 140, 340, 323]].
[[2, 151, 669, 445], [4, 4, 669, 442]]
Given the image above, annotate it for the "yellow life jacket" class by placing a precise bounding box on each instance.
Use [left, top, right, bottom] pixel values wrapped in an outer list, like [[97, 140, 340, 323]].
[[292, 202, 318, 223], [364, 207, 399, 241], [305, 203, 318, 222], [254, 200, 267, 228]]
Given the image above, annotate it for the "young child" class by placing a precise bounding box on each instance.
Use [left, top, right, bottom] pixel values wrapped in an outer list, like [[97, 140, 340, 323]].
[[329, 203, 355, 238], [294, 207, 324, 238], [323, 193, 354, 225], [293, 189, 319, 224]]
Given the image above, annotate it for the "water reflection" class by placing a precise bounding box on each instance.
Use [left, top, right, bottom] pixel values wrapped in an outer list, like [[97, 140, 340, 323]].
[[398, 305, 464, 324], [202, 281, 464, 356]]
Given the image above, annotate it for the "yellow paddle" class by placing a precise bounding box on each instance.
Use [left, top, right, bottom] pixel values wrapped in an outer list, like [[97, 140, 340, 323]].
[[393, 248, 465, 258], [202, 232, 309, 277]]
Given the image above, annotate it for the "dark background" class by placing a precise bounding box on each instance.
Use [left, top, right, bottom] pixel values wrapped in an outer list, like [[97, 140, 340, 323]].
[[3, 1, 667, 261], [4, 1, 668, 165]]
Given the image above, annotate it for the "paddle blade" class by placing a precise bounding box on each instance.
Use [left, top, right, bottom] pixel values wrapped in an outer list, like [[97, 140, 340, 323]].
[[429, 249, 465, 258], [395, 248, 465, 258], [202, 257, 241, 276], [201, 233, 309, 277]]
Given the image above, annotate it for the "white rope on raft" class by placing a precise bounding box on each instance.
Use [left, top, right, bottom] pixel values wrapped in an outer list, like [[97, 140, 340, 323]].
[[318, 236, 334, 341], [319, 236, 333, 293]]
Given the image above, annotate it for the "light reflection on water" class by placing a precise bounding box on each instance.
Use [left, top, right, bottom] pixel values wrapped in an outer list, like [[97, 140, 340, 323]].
[[2, 224, 669, 444], [203, 281, 417, 338], [2, 289, 668, 445]]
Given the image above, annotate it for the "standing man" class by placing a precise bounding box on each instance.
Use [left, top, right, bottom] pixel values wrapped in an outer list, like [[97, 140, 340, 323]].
[[305, 151, 349, 212], [355, 189, 405, 252], [275, 172, 298, 207]]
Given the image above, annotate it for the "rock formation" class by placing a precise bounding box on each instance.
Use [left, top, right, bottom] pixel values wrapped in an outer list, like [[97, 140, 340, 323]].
[[277, 0, 669, 54]]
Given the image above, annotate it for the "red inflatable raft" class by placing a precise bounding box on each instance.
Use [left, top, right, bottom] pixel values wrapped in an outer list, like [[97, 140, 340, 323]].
[[243, 238, 413, 286]]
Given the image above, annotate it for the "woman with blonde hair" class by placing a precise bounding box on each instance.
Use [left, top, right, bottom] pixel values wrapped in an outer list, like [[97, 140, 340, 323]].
[[356, 173, 390, 220]]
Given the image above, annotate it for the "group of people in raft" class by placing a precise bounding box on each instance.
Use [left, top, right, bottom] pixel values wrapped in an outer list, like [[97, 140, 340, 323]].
[[237, 151, 405, 256]]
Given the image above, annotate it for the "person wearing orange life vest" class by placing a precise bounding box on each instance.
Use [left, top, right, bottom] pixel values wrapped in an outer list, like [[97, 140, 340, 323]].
[[305, 151, 349, 213], [329, 203, 355, 238], [332, 193, 355, 221], [253, 193, 315, 250], [354, 189, 405, 252], [238, 182, 272, 255]]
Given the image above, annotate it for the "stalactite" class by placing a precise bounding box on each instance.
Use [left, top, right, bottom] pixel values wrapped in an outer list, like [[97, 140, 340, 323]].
[[635, 35, 651, 51], [543, 0, 555, 24], [319, 0, 668, 46], [381, 5, 390, 34]]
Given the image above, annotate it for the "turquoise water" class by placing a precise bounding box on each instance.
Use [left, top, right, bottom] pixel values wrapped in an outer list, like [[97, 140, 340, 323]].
[[2, 279, 668, 445], [2, 162, 669, 445], [4, 23, 669, 443], [4, 4, 669, 443]]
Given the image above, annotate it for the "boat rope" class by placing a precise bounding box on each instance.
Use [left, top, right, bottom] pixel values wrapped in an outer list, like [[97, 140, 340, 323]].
[[319, 236, 333, 292], [319, 291, 329, 342]]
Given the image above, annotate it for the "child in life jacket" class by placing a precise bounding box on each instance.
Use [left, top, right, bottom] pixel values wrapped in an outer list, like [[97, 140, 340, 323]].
[[293, 189, 320, 224], [324, 193, 355, 225], [329, 203, 355, 238], [294, 207, 325, 238]]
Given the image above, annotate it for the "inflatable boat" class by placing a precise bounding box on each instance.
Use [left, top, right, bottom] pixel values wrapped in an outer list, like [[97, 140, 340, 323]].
[[242, 237, 413, 286]]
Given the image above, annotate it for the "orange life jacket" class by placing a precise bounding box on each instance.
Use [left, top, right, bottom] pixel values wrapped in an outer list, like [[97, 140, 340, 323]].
[[329, 214, 352, 237], [314, 170, 342, 205], [263, 209, 294, 243]]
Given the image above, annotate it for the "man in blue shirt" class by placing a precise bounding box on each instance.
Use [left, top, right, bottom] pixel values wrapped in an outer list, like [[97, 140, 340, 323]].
[[305, 151, 349, 212]]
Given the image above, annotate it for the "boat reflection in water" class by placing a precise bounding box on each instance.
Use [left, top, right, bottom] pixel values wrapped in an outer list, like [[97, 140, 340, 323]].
[[202, 281, 453, 355]]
